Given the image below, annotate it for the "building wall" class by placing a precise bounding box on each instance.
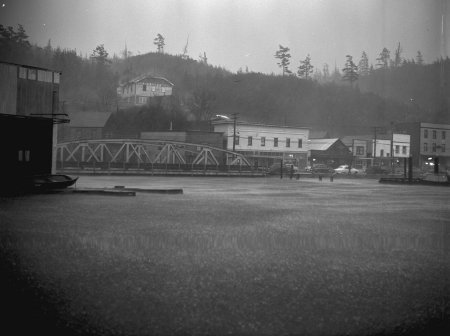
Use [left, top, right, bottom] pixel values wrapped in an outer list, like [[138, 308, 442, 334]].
[[419, 123, 450, 157], [419, 122, 450, 170], [214, 123, 309, 153], [58, 126, 103, 142], [119, 78, 173, 106], [214, 122, 310, 168], [392, 134, 410, 158], [0, 63, 17, 115], [16, 66, 60, 116], [0, 115, 53, 184]]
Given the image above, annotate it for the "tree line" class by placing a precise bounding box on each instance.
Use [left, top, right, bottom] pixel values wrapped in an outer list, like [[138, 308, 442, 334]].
[[1, 25, 448, 138], [274, 42, 428, 85]]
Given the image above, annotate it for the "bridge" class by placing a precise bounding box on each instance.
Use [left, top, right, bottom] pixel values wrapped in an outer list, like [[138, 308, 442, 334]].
[[56, 139, 260, 175]]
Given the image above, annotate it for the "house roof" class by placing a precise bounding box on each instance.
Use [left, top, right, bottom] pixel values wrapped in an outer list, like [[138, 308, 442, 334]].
[[66, 111, 112, 128], [121, 74, 174, 87], [308, 138, 341, 151]]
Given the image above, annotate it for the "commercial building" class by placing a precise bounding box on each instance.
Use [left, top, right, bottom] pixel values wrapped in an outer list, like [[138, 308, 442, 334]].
[[396, 122, 450, 171], [341, 133, 411, 169], [212, 120, 309, 168]]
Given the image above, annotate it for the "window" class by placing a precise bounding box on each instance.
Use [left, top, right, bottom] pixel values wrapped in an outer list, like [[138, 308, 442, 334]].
[[248, 136, 253, 146], [432, 130, 436, 139], [402, 146, 407, 154], [53, 72, 60, 84], [286, 138, 290, 148], [380, 149, 384, 157], [442, 144, 446, 153], [151, 86, 156, 92], [423, 143, 428, 152], [274, 138, 278, 147], [143, 84, 147, 91], [356, 146, 364, 155], [28, 69, 37, 80], [234, 135, 239, 146], [19, 67, 27, 79], [261, 137, 265, 146], [395, 145, 400, 154], [424, 129, 428, 138], [37, 70, 52, 82], [298, 139, 302, 148], [432, 143, 436, 152], [443, 131, 446, 140]]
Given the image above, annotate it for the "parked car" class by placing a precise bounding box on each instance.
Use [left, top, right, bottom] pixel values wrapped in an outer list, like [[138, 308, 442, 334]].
[[364, 166, 389, 175], [311, 164, 334, 175], [334, 165, 362, 174]]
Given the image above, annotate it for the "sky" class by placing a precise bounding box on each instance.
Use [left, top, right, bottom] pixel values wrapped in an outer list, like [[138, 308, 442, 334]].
[[1, 0, 448, 74]]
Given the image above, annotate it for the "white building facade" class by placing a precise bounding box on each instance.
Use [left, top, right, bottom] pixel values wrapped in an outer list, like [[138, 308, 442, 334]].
[[213, 121, 310, 168], [117, 75, 174, 106]]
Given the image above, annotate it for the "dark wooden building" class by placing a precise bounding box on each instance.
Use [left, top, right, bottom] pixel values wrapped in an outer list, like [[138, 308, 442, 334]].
[[0, 61, 62, 192], [308, 138, 352, 167]]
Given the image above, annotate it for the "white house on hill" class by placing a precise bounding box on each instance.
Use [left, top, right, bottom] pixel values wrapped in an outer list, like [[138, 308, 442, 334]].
[[117, 74, 174, 106]]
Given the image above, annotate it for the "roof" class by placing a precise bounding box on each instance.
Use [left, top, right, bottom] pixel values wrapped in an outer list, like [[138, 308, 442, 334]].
[[0, 60, 61, 73], [121, 74, 174, 86], [212, 120, 309, 130], [341, 134, 395, 143], [308, 138, 340, 151], [66, 111, 112, 128]]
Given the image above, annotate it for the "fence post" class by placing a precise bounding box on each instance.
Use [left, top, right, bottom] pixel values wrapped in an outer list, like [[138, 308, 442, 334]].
[[280, 158, 283, 179]]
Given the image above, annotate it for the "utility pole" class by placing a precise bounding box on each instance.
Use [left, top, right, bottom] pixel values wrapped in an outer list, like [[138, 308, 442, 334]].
[[390, 122, 394, 173], [232, 112, 239, 152], [372, 126, 385, 166]]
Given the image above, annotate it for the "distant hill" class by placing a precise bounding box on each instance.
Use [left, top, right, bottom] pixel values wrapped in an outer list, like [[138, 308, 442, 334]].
[[2, 23, 448, 137], [112, 52, 449, 136]]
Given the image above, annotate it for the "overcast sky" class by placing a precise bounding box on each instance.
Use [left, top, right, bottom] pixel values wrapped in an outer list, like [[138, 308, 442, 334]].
[[1, 0, 448, 74]]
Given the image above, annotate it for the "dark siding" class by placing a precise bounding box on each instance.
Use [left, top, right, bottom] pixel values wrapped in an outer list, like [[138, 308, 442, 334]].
[[0, 115, 53, 189], [16, 78, 59, 116], [0, 63, 17, 114]]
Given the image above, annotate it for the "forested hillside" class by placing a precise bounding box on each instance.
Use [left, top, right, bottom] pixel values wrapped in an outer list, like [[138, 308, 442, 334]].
[[1, 24, 448, 137]]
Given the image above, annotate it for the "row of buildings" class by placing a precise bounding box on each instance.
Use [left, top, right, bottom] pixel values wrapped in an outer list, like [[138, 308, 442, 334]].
[[1, 61, 449, 188], [212, 120, 450, 171]]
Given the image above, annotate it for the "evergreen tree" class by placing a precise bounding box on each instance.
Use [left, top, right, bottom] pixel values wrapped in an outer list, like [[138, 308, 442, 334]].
[[393, 42, 403, 67], [0, 24, 31, 62], [90, 44, 111, 65], [153, 33, 165, 53], [274, 45, 292, 76], [322, 63, 330, 81], [297, 54, 314, 80], [416, 50, 424, 65], [342, 55, 358, 86], [358, 51, 370, 76], [376, 47, 390, 69]]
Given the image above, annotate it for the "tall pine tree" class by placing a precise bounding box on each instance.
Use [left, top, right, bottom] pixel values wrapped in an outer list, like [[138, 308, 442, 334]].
[[297, 54, 314, 80], [376, 47, 390, 69], [274, 45, 292, 76], [358, 51, 369, 76], [342, 55, 358, 86]]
